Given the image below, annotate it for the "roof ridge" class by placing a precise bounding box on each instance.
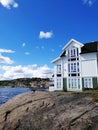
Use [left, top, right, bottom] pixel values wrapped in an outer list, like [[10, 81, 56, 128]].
[[84, 41, 98, 44]]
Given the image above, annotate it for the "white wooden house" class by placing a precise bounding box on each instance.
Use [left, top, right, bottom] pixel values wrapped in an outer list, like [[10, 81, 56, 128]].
[[49, 39, 98, 91]]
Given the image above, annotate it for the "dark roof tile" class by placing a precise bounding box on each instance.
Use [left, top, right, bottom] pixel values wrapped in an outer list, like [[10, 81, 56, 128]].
[[81, 41, 98, 54]]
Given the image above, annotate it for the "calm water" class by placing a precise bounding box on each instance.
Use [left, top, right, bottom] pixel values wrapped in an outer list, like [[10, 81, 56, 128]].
[[0, 88, 31, 106]]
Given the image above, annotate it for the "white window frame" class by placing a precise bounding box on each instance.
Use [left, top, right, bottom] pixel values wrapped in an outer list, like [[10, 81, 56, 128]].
[[57, 78, 61, 88], [68, 62, 79, 73], [68, 48, 79, 58], [84, 78, 93, 88], [57, 64, 61, 74], [68, 78, 80, 90]]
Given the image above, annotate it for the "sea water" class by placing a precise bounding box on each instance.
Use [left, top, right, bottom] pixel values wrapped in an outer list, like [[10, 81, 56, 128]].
[[0, 88, 31, 106]]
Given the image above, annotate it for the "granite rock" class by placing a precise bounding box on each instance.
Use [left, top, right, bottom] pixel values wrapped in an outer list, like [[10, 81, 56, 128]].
[[0, 92, 98, 130]]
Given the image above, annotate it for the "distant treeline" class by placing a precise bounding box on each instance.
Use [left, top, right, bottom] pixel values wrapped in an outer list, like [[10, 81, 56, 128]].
[[0, 78, 50, 88]]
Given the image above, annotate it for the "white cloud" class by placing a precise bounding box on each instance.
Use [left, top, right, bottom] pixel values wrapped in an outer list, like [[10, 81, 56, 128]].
[[0, 48, 15, 64], [25, 52, 30, 55], [0, 54, 14, 64], [0, 48, 15, 53], [0, 64, 53, 80], [39, 31, 53, 39], [82, 0, 96, 6], [0, 0, 18, 9], [22, 43, 26, 47], [32, 65, 53, 78]]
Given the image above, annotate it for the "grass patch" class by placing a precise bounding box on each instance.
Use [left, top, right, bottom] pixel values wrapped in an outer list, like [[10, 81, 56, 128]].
[[54, 90, 98, 102], [55, 90, 98, 94]]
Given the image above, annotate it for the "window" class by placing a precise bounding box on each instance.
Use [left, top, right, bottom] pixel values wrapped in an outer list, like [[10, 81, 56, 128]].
[[68, 48, 79, 58], [57, 78, 61, 88], [73, 63, 76, 72], [57, 64, 61, 74], [84, 78, 93, 88], [68, 62, 79, 73], [68, 63, 70, 72], [70, 63, 74, 72], [71, 48, 75, 57], [77, 48, 79, 57], [68, 78, 81, 90]]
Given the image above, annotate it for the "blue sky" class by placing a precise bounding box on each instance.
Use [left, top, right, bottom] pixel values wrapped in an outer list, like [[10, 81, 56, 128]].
[[0, 0, 98, 80]]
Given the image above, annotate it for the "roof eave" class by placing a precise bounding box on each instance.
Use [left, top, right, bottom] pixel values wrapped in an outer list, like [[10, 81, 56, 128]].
[[51, 57, 61, 63], [62, 38, 84, 50]]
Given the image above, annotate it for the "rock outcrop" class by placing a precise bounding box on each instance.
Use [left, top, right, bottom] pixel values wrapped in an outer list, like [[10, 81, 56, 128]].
[[0, 78, 50, 88], [0, 92, 98, 130]]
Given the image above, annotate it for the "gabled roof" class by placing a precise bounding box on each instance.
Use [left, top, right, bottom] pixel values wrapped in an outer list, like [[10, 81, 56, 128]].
[[52, 39, 98, 64], [81, 41, 98, 54], [51, 57, 61, 63], [63, 39, 83, 50]]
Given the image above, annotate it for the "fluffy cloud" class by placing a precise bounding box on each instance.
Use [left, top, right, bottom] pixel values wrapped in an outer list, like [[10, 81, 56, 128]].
[[0, 48, 15, 53], [0, 64, 53, 80], [0, 0, 18, 9], [39, 31, 53, 39], [0, 54, 14, 64], [0, 48, 15, 64], [82, 0, 96, 6]]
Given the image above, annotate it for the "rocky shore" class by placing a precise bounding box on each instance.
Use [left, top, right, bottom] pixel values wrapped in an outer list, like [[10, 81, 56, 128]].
[[0, 78, 50, 89], [0, 92, 98, 130]]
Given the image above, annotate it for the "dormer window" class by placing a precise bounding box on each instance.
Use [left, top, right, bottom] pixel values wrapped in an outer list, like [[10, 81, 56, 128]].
[[68, 48, 79, 58], [71, 48, 76, 57]]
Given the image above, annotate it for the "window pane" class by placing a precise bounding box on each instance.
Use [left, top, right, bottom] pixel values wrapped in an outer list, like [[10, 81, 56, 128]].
[[71, 50, 73, 57], [68, 64, 70, 72], [77, 62, 79, 72], [71, 63, 73, 72], [73, 49, 75, 56], [74, 63, 76, 72], [57, 79, 61, 88], [70, 63, 77, 72], [77, 48, 79, 56], [68, 48, 79, 58], [84, 78, 92, 88], [74, 79, 77, 87], [57, 65, 61, 74], [68, 78, 81, 90]]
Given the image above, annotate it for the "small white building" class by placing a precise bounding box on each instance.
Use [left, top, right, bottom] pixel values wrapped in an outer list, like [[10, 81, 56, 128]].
[[49, 39, 98, 92]]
